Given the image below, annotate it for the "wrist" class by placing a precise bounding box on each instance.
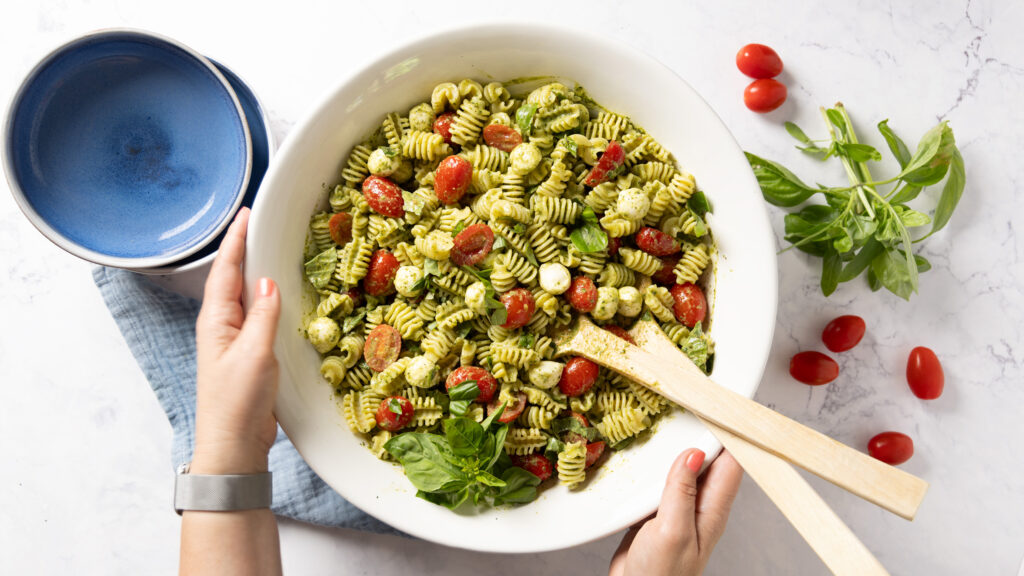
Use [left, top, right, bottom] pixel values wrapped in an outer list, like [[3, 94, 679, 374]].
[[191, 439, 270, 475]]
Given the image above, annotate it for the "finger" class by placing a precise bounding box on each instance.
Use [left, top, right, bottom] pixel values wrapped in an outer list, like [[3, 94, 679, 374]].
[[654, 448, 705, 534], [237, 277, 281, 353], [695, 450, 743, 555], [203, 208, 250, 314], [608, 525, 642, 576]]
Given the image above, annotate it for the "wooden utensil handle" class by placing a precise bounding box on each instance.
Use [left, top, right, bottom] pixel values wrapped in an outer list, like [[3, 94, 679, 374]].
[[561, 319, 927, 520]]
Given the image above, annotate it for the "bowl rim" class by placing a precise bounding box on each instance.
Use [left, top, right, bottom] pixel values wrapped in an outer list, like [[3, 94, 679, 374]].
[[1, 27, 253, 269], [247, 21, 778, 552], [129, 56, 276, 276]]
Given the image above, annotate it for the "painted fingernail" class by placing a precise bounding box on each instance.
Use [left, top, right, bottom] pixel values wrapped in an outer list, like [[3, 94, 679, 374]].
[[258, 277, 274, 298], [685, 449, 706, 472]]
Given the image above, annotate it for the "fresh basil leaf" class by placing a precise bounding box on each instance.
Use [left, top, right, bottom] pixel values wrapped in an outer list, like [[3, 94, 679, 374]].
[[919, 148, 965, 241], [687, 208, 708, 238], [449, 400, 471, 417], [846, 214, 878, 245], [610, 436, 635, 450], [871, 249, 914, 300], [897, 207, 931, 228], [449, 381, 480, 402], [484, 423, 510, 470], [516, 104, 537, 137], [560, 136, 578, 157], [518, 332, 535, 348], [784, 121, 813, 144], [388, 398, 404, 415], [688, 189, 712, 216], [342, 309, 366, 334], [745, 152, 818, 207], [489, 306, 508, 326], [877, 120, 912, 168], [417, 488, 469, 510], [481, 401, 506, 432], [455, 321, 473, 340], [899, 122, 955, 185], [680, 323, 709, 370], [821, 246, 842, 296], [452, 220, 468, 236], [915, 254, 932, 273], [403, 191, 425, 216], [581, 206, 599, 226], [838, 238, 884, 283], [385, 433, 467, 493], [494, 466, 541, 504], [867, 267, 882, 291], [444, 418, 485, 458], [550, 418, 599, 441], [544, 435, 565, 460], [475, 470, 507, 488], [888, 183, 922, 205], [570, 223, 609, 254], [606, 163, 626, 180], [825, 108, 846, 133], [513, 223, 527, 235], [381, 146, 398, 158], [423, 258, 441, 277], [841, 143, 882, 163], [491, 236, 507, 251], [432, 389, 451, 412], [304, 248, 337, 289], [832, 230, 853, 254]]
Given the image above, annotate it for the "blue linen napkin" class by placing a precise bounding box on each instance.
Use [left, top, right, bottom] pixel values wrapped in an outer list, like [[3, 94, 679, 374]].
[[92, 266, 397, 533]]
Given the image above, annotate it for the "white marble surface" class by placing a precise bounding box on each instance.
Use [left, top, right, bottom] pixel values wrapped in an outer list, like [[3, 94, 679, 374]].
[[2, 1, 1022, 574]]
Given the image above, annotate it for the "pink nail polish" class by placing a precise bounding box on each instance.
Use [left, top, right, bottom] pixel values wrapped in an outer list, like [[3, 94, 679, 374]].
[[685, 449, 706, 472], [259, 277, 273, 297]]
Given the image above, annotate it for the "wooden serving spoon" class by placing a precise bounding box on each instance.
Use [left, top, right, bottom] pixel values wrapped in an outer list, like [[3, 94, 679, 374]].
[[553, 317, 928, 521], [628, 318, 888, 576]]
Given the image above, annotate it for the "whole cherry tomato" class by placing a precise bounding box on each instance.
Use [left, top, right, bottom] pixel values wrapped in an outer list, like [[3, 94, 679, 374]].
[[482, 124, 522, 152], [328, 212, 353, 246], [670, 283, 707, 328], [652, 254, 680, 285], [822, 315, 866, 352], [583, 141, 625, 187], [362, 175, 404, 218], [907, 347, 944, 399], [789, 351, 839, 385], [744, 78, 787, 113], [363, 250, 400, 296], [559, 357, 600, 397], [433, 112, 456, 144], [375, 396, 415, 431], [450, 223, 494, 266], [446, 366, 498, 403], [364, 324, 402, 372], [867, 431, 914, 465], [487, 391, 527, 423], [566, 276, 598, 313], [500, 288, 535, 329], [635, 227, 680, 257], [435, 155, 473, 205], [736, 43, 784, 78]]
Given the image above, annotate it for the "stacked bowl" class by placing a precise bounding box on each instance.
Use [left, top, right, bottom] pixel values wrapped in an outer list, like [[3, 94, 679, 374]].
[[3, 29, 273, 274]]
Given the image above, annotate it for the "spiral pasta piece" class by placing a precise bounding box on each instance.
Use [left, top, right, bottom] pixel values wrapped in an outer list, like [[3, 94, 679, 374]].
[[557, 441, 587, 488], [342, 144, 372, 187], [504, 427, 548, 455], [451, 97, 490, 146], [644, 286, 676, 323], [402, 130, 452, 162], [674, 243, 710, 284], [460, 144, 509, 172], [619, 247, 662, 276], [596, 407, 650, 444]]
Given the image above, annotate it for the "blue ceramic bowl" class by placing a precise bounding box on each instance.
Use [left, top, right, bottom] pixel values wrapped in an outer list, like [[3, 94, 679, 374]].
[[134, 59, 274, 275], [3, 29, 252, 268]]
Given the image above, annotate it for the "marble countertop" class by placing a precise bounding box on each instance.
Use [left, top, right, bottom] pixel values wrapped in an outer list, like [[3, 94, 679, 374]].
[[2, 1, 1022, 574]]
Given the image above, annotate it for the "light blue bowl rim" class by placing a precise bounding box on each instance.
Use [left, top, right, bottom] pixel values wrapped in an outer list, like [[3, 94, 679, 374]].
[[1, 28, 253, 269]]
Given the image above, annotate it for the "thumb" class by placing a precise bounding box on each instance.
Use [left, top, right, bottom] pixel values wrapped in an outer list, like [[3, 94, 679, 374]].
[[655, 448, 706, 533], [238, 277, 281, 353]]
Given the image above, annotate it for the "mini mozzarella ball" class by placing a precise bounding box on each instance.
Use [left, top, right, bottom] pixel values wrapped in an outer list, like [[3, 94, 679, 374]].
[[394, 266, 424, 298], [404, 355, 437, 388], [539, 262, 571, 294], [390, 158, 414, 183], [592, 286, 620, 321], [616, 188, 651, 221], [528, 360, 564, 389], [367, 148, 402, 177], [465, 281, 488, 314], [307, 317, 341, 353], [510, 143, 543, 175], [408, 103, 435, 131], [617, 286, 643, 317]]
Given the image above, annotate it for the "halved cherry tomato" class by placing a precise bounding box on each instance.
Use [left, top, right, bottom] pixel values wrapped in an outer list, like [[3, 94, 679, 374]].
[[500, 288, 535, 329], [583, 140, 625, 187], [446, 366, 498, 403], [604, 325, 635, 344], [652, 254, 680, 285], [450, 223, 494, 266], [567, 276, 598, 313], [362, 175, 404, 218], [559, 357, 600, 397], [564, 411, 591, 444], [867, 432, 913, 465], [433, 112, 456, 144], [822, 315, 866, 352], [328, 212, 353, 246], [670, 283, 707, 328], [488, 391, 527, 423], [585, 441, 606, 468], [907, 347, 944, 399], [364, 324, 402, 372], [435, 155, 473, 205], [344, 288, 363, 308], [482, 124, 522, 152], [744, 78, 787, 113], [635, 227, 680, 257], [375, 396, 414, 431], [511, 453, 553, 482], [789, 351, 839, 385], [607, 237, 622, 257], [736, 43, 784, 78], [364, 250, 400, 296]]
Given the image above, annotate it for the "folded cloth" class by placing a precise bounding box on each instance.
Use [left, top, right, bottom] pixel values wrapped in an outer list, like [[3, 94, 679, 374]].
[[93, 266, 397, 534]]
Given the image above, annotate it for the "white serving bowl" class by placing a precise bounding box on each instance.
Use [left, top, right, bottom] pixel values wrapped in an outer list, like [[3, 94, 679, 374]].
[[245, 24, 777, 553]]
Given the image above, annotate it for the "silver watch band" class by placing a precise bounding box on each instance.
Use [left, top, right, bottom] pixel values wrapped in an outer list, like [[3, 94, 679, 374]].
[[174, 463, 272, 515]]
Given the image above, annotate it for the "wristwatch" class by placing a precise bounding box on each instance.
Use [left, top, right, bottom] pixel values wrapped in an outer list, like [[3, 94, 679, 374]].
[[174, 462, 273, 515]]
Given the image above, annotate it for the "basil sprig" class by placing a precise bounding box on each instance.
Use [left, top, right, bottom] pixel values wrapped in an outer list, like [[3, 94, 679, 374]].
[[516, 104, 538, 137], [747, 104, 965, 299], [569, 206, 609, 254], [304, 248, 337, 289], [385, 402, 542, 508], [447, 380, 479, 417]]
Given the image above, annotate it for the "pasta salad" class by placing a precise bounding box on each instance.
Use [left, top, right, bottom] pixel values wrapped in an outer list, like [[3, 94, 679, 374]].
[[301, 79, 715, 509]]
